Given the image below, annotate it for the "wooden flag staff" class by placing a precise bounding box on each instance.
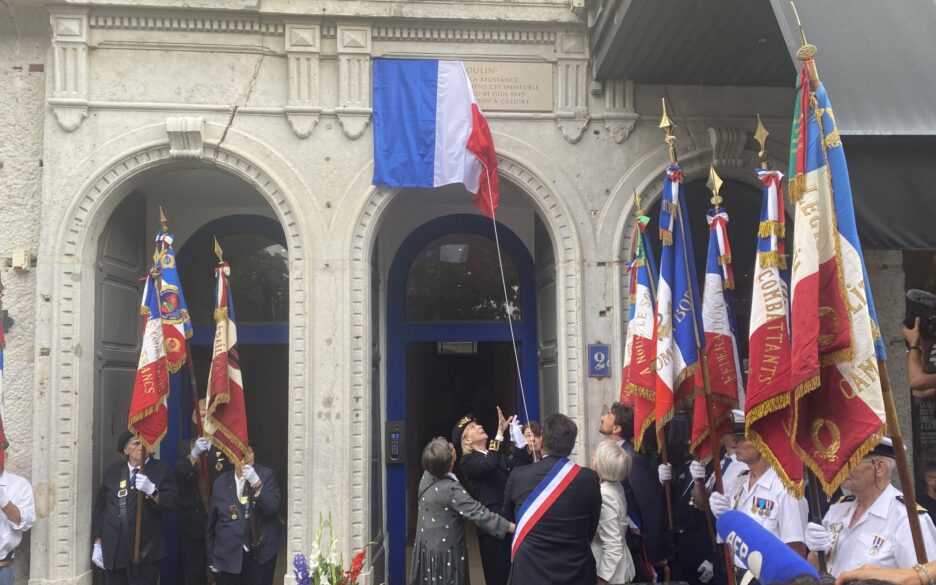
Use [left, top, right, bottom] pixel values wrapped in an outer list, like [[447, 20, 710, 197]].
[[661, 99, 737, 585], [790, 0, 927, 564]]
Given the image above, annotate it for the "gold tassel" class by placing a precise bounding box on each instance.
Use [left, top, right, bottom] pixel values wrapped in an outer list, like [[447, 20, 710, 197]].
[[758, 221, 786, 239], [789, 174, 806, 203], [660, 230, 673, 246]]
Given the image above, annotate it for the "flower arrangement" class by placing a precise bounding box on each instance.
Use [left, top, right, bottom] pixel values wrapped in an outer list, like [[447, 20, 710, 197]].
[[293, 514, 368, 585]]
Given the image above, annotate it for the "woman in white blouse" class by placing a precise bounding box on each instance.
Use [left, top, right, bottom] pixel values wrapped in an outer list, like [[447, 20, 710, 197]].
[[591, 440, 635, 585]]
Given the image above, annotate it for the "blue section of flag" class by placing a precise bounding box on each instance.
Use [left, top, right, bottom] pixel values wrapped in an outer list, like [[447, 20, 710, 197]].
[[156, 230, 192, 337], [372, 59, 439, 188], [671, 170, 705, 357], [143, 274, 161, 320], [813, 84, 886, 361], [641, 228, 657, 303]]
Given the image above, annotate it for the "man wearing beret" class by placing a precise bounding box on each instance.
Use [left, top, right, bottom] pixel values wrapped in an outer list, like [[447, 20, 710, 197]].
[[91, 430, 179, 585]]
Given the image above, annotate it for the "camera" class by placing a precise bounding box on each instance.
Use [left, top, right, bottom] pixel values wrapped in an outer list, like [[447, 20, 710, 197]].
[[904, 289, 936, 374]]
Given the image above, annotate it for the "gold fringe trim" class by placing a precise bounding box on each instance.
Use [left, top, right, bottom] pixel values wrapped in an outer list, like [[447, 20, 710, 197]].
[[208, 420, 250, 470], [628, 293, 636, 305], [723, 279, 735, 290], [718, 254, 732, 266], [747, 427, 805, 498], [758, 251, 788, 269], [660, 230, 673, 246], [661, 200, 677, 214], [128, 399, 169, 453], [789, 174, 806, 203], [140, 307, 149, 316], [627, 382, 655, 402], [689, 409, 734, 464], [633, 414, 655, 453], [214, 307, 230, 322], [793, 375, 821, 403], [744, 392, 791, 429], [819, 346, 854, 368], [674, 362, 699, 392], [792, 420, 884, 498], [758, 221, 786, 239], [166, 355, 187, 375]]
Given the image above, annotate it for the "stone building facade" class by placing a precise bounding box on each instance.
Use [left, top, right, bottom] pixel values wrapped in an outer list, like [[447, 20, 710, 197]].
[[0, 1, 917, 584]]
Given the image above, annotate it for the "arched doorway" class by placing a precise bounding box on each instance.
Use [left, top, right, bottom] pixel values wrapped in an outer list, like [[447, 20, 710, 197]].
[[384, 214, 539, 584], [93, 169, 290, 585]]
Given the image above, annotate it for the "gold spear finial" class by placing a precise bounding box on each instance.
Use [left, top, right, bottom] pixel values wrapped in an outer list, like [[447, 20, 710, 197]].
[[159, 206, 169, 232], [214, 236, 224, 263], [789, 1, 816, 61], [659, 98, 678, 164], [633, 189, 644, 217], [707, 166, 724, 211], [754, 114, 770, 169]]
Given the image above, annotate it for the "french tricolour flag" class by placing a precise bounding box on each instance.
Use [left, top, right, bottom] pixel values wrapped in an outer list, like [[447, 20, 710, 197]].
[[372, 59, 499, 217]]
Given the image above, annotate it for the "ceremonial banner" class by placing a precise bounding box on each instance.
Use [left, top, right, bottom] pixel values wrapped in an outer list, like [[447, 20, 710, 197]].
[[654, 164, 704, 440], [746, 167, 802, 495], [788, 64, 886, 495], [205, 260, 250, 469], [154, 230, 192, 373], [127, 273, 170, 451], [690, 207, 743, 463], [373, 59, 499, 217], [620, 214, 658, 450]]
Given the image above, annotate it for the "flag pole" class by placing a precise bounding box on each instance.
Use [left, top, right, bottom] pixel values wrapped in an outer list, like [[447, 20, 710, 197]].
[[661, 99, 737, 585], [789, 3, 928, 563], [160, 208, 213, 510], [132, 446, 146, 576]]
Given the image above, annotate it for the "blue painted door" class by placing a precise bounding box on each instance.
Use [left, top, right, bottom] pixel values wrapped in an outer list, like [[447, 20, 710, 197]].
[[385, 215, 539, 585]]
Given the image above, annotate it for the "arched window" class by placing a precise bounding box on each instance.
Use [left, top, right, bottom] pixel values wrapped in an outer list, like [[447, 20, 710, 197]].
[[405, 232, 522, 322]]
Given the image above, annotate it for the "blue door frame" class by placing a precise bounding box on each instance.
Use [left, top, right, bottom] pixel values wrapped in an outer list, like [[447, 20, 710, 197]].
[[385, 214, 539, 585], [163, 215, 287, 585]]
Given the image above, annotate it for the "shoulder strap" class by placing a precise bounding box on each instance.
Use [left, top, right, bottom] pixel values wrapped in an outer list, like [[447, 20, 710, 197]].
[[118, 465, 130, 531]]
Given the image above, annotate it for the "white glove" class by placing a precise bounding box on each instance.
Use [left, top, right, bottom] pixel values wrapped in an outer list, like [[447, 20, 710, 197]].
[[134, 473, 156, 495], [658, 463, 672, 483], [697, 560, 714, 584], [709, 491, 731, 518], [509, 418, 528, 449], [190, 437, 210, 459], [92, 543, 104, 569], [242, 465, 260, 487], [805, 521, 833, 552], [0, 486, 9, 508], [690, 460, 707, 481], [210, 566, 219, 574]]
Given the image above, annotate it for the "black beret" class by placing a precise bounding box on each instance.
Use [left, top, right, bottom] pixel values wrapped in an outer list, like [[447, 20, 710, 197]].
[[116, 430, 134, 453], [451, 413, 476, 451]]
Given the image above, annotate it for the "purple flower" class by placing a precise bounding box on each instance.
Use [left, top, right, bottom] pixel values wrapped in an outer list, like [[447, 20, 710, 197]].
[[293, 552, 311, 585]]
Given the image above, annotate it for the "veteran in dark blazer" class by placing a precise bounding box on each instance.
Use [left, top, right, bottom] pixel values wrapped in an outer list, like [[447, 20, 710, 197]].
[[206, 445, 283, 585], [91, 430, 179, 585], [502, 413, 602, 585]]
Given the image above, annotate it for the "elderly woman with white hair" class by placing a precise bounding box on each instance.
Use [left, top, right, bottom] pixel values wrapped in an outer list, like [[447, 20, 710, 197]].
[[591, 440, 636, 585]]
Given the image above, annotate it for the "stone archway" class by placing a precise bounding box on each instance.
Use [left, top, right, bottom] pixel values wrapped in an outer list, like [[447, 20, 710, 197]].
[[344, 151, 587, 556], [30, 140, 314, 585]]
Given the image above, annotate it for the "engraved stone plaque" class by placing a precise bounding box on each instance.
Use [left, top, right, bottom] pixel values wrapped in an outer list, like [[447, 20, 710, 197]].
[[464, 61, 553, 112]]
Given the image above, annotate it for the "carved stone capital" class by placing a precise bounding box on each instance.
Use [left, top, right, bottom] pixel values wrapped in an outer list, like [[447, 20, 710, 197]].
[[166, 117, 206, 159], [708, 126, 749, 168], [285, 25, 322, 139], [49, 9, 89, 132], [336, 24, 372, 140], [603, 79, 637, 144]]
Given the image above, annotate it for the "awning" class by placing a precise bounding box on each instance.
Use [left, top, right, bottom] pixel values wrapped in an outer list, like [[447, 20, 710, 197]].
[[770, 0, 936, 135], [844, 136, 936, 250]]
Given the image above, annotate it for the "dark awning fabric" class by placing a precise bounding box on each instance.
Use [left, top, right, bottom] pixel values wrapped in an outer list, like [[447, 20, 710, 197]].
[[844, 136, 936, 250], [770, 0, 936, 135]]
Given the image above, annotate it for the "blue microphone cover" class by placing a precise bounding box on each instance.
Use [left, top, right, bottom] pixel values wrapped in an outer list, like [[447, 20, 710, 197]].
[[717, 510, 819, 585]]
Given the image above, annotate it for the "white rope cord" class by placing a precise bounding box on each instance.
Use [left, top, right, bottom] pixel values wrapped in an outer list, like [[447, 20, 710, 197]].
[[480, 164, 534, 441]]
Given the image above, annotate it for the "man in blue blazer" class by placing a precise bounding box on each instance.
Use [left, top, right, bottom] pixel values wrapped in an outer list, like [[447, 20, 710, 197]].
[[206, 444, 283, 585]]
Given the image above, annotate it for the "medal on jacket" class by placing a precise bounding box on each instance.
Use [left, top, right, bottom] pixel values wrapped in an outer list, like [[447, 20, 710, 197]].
[[216, 452, 224, 472], [751, 497, 774, 517], [229, 504, 238, 520], [869, 534, 885, 556], [119, 480, 127, 488]]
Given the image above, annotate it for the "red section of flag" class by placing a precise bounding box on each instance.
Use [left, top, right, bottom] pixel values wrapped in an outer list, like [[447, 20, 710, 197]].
[[690, 332, 737, 462], [205, 262, 249, 469], [128, 276, 170, 452], [467, 103, 499, 218]]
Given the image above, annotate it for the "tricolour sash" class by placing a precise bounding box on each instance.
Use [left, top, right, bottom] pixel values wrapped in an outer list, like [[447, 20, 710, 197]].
[[511, 458, 582, 559]]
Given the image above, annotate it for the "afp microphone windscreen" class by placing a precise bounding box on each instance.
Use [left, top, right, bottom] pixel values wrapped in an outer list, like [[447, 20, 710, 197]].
[[716, 510, 819, 585]]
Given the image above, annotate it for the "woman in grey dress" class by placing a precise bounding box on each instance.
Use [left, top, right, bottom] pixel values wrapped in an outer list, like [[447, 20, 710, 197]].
[[410, 437, 515, 585]]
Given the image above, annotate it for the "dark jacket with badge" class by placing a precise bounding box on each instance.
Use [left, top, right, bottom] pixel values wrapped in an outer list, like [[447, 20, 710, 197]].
[[206, 464, 283, 573], [175, 441, 227, 541], [502, 457, 602, 585], [92, 458, 179, 569], [460, 439, 525, 515]]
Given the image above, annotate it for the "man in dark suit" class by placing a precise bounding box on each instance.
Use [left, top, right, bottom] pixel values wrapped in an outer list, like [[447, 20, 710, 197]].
[[206, 444, 282, 585], [91, 430, 179, 585], [502, 413, 601, 585]]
